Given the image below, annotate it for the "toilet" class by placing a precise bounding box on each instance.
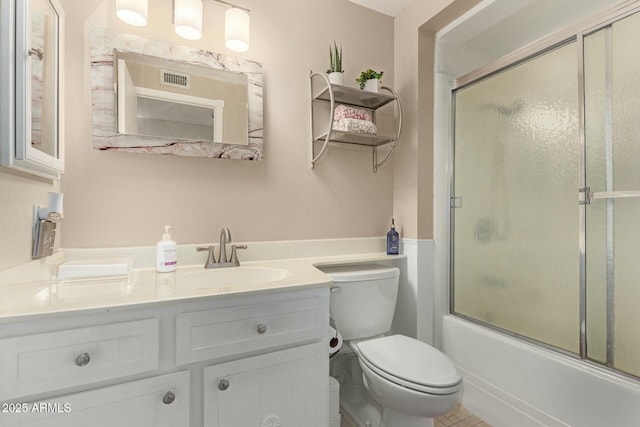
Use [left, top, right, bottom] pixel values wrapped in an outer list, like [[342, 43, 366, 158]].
[[320, 264, 462, 427]]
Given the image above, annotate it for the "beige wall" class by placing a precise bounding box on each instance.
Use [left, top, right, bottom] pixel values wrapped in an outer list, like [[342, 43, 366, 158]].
[[393, 0, 480, 240], [58, 0, 395, 248], [1, 0, 474, 270], [0, 170, 59, 270]]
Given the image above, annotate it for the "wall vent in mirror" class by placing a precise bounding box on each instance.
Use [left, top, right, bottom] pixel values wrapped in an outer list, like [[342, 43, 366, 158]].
[[90, 27, 263, 160], [161, 69, 190, 89], [115, 51, 228, 144]]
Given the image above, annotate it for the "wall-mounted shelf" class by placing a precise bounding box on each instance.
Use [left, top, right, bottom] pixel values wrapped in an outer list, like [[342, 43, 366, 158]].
[[314, 130, 396, 147], [309, 71, 402, 173], [314, 85, 396, 109]]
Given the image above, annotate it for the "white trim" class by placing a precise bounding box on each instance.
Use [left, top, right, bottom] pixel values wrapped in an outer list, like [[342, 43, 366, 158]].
[[3, 0, 64, 179], [400, 238, 435, 344], [133, 87, 224, 143], [60, 237, 392, 270], [0, 0, 15, 168], [135, 87, 225, 110]]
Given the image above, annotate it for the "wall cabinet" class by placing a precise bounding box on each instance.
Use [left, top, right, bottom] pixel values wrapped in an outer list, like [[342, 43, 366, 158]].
[[309, 72, 402, 173], [0, 288, 329, 427], [0, 0, 64, 179]]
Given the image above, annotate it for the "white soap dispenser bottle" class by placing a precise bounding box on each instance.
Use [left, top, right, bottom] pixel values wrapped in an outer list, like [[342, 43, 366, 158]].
[[156, 225, 177, 273]]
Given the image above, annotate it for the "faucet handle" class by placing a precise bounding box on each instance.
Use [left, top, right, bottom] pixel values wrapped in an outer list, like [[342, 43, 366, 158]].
[[196, 245, 217, 268], [230, 245, 247, 266]]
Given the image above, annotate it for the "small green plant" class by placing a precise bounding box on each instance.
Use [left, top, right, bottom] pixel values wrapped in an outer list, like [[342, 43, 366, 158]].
[[327, 42, 343, 74], [355, 69, 384, 89]]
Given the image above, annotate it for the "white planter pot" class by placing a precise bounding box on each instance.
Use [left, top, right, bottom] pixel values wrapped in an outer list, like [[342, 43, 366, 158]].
[[328, 72, 344, 85], [363, 79, 380, 93]]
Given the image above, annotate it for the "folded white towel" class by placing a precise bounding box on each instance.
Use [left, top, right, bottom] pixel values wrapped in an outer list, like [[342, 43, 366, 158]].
[[332, 118, 377, 135], [333, 105, 372, 122]]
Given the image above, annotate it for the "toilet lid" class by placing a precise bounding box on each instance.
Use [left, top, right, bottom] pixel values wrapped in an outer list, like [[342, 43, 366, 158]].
[[357, 335, 461, 390]]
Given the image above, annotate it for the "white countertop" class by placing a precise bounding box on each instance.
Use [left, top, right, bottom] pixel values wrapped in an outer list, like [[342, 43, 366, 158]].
[[0, 250, 404, 322]]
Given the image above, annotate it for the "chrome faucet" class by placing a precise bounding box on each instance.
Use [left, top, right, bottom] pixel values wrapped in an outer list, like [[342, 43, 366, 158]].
[[218, 227, 231, 263], [196, 227, 247, 269]]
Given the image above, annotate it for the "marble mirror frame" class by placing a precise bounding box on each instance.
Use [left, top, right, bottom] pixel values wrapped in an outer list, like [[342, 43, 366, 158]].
[[90, 27, 263, 160]]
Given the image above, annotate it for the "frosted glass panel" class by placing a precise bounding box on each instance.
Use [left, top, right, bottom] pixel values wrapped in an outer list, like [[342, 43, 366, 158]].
[[584, 11, 640, 377], [453, 42, 580, 353]]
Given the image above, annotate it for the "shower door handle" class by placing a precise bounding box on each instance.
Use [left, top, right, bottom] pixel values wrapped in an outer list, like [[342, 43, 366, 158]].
[[580, 188, 640, 205], [590, 190, 640, 199]]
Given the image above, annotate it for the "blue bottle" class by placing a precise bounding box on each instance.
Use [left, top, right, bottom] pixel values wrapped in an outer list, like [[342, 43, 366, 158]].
[[386, 218, 399, 255]]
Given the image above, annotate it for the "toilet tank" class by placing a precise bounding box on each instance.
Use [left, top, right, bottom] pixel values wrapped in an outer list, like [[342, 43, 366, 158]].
[[319, 264, 400, 341]]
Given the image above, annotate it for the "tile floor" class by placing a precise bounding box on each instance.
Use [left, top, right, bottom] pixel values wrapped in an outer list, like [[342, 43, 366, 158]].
[[340, 404, 490, 427], [434, 405, 491, 427]]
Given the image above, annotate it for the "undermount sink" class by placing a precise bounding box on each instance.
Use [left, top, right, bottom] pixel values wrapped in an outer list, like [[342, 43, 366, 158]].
[[177, 266, 291, 293]]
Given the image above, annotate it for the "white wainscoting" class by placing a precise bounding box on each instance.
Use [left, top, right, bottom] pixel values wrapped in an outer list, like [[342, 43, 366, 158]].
[[394, 239, 434, 344]]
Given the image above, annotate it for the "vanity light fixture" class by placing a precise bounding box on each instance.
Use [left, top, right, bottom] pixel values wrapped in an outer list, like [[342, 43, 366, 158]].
[[115, 0, 149, 27], [174, 0, 204, 40], [224, 6, 250, 52], [117, 0, 250, 52], [175, 0, 250, 51]]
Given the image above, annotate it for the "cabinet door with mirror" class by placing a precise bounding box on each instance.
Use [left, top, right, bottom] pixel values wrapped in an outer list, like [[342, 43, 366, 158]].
[[0, 0, 64, 179]]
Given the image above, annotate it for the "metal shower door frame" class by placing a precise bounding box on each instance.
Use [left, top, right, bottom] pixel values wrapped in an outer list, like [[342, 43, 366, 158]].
[[449, 0, 640, 378]]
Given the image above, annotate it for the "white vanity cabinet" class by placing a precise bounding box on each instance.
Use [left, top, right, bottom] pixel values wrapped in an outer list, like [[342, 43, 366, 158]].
[[204, 343, 326, 427], [1, 372, 190, 427], [0, 287, 330, 427], [0, 319, 159, 400]]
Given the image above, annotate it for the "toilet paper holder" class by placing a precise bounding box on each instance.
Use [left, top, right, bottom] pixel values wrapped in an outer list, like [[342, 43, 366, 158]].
[[328, 325, 343, 357]]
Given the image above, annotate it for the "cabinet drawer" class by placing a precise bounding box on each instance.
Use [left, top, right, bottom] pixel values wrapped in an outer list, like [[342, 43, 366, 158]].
[[176, 295, 328, 366], [0, 319, 159, 400], [0, 371, 189, 427]]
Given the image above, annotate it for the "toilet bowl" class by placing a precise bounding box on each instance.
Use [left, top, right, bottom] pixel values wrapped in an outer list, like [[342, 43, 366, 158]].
[[354, 335, 461, 426], [320, 264, 462, 427]]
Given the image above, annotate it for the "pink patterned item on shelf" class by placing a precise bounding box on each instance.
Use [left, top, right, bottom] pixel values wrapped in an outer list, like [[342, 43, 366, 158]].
[[333, 105, 372, 122], [332, 118, 378, 135]]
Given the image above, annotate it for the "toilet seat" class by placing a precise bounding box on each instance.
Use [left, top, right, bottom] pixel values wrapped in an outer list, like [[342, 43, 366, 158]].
[[355, 335, 462, 395]]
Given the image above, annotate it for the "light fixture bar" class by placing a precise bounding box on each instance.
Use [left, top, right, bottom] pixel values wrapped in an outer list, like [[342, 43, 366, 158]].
[[205, 0, 250, 13]]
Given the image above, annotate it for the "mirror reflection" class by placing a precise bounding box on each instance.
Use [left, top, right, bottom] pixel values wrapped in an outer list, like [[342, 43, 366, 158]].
[[31, 0, 60, 158], [115, 51, 248, 145], [90, 27, 263, 160]]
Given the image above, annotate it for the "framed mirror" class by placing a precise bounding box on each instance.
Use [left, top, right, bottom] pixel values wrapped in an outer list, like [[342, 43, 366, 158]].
[[0, 0, 65, 179], [91, 28, 263, 160]]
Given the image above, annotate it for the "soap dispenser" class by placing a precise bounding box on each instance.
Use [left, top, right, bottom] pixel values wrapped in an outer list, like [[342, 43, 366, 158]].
[[156, 225, 177, 273], [386, 218, 399, 255]]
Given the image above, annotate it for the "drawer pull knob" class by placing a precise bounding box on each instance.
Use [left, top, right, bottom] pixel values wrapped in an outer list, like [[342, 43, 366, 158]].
[[218, 379, 230, 391], [257, 324, 267, 335], [162, 391, 175, 405], [75, 352, 91, 367]]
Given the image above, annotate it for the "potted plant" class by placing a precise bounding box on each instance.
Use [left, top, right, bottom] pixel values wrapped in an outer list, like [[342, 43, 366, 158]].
[[327, 42, 344, 85], [356, 69, 384, 93]]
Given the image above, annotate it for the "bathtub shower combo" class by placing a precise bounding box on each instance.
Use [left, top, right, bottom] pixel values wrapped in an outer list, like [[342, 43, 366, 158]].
[[451, 5, 640, 380]]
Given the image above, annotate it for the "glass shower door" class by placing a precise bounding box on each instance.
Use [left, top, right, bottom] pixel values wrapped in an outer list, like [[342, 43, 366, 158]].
[[452, 5, 640, 378], [584, 10, 640, 377], [452, 41, 581, 353]]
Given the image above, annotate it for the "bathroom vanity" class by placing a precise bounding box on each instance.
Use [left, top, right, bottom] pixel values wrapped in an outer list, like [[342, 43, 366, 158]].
[[0, 260, 335, 427], [0, 241, 402, 427]]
